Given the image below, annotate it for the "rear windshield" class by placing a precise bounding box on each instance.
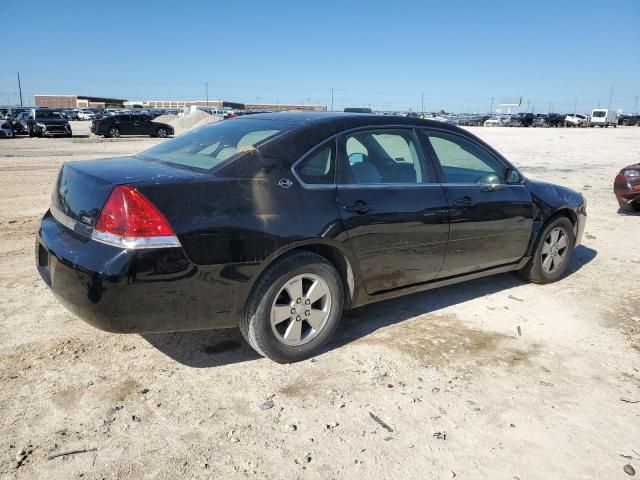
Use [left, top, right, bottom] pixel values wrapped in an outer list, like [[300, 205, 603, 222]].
[[137, 118, 292, 170], [592, 110, 606, 117]]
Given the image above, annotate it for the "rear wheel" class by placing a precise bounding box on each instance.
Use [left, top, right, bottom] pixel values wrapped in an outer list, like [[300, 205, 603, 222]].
[[240, 251, 344, 363], [519, 216, 575, 284], [107, 127, 120, 138]]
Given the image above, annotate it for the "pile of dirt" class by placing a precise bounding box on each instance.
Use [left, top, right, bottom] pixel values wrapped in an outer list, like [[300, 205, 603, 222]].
[[154, 110, 222, 133]]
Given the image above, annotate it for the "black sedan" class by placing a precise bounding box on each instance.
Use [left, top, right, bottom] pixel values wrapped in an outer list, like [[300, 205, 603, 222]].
[[36, 112, 586, 362], [90, 114, 174, 138]]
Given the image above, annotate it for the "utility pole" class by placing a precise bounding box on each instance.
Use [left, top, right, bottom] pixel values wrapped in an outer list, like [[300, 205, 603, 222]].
[[205, 83, 209, 107], [17, 72, 23, 107], [489, 97, 494, 114], [548, 102, 552, 113], [331, 88, 334, 112], [608, 85, 614, 110], [421, 92, 424, 114]]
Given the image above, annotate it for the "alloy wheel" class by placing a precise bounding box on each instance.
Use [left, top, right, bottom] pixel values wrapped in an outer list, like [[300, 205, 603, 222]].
[[158, 128, 167, 138], [270, 273, 332, 346], [541, 226, 569, 274]]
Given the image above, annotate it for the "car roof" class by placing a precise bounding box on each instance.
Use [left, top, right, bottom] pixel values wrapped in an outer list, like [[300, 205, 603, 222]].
[[231, 111, 463, 132]]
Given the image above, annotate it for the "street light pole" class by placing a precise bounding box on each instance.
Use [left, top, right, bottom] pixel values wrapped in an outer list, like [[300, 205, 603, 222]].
[[17, 72, 23, 107]]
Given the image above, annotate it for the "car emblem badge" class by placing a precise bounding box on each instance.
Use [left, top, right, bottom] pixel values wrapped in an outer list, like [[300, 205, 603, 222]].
[[278, 178, 293, 189]]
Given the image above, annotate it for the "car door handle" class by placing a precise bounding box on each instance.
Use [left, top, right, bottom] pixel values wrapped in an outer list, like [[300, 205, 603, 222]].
[[452, 197, 477, 208], [343, 201, 370, 214]]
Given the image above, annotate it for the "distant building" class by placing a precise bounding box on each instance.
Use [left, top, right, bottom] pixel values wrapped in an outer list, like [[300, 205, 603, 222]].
[[145, 100, 326, 111], [244, 102, 326, 112], [34, 95, 127, 108], [144, 100, 245, 110], [34, 95, 326, 112]]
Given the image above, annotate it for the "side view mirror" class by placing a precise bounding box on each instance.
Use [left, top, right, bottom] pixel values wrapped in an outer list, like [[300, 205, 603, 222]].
[[348, 153, 365, 165], [505, 168, 523, 184], [28, 116, 34, 120]]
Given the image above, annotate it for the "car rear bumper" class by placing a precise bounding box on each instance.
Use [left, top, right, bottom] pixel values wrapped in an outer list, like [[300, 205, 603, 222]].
[[36, 210, 237, 333]]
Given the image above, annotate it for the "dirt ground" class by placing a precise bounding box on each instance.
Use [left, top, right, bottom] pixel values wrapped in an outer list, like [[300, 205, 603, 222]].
[[0, 121, 639, 480]]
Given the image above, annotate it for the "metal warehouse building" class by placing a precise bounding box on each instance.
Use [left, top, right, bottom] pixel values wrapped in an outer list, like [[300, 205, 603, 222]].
[[34, 95, 127, 109], [144, 99, 326, 111]]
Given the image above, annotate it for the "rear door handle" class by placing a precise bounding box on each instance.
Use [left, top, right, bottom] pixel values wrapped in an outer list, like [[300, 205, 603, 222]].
[[343, 201, 370, 214], [452, 197, 477, 209]]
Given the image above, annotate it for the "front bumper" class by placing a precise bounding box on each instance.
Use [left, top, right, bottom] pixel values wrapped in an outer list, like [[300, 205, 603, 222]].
[[614, 179, 640, 207], [36, 210, 237, 333], [0, 127, 14, 138]]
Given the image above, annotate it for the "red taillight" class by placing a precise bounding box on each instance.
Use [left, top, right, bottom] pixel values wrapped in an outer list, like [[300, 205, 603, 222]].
[[93, 185, 179, 248]]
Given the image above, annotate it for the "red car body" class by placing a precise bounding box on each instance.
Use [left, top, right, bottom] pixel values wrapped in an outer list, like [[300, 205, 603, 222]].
[[614, 163, 640, 211]]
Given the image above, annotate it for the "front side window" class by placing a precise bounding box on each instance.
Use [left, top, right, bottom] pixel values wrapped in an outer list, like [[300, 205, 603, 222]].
[[137, 118, 291, 170], [295, 142, 335, 185], [427, 132, 505, 184], [343, 129, 427, 184]]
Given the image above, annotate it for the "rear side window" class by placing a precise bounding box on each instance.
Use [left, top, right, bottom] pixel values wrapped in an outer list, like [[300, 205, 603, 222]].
[[138, 118, 292, 170], [295, 142, 335, 185]]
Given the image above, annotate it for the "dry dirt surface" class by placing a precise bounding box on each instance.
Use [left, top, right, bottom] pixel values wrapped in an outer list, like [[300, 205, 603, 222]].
[[1, 122, 639, 480]]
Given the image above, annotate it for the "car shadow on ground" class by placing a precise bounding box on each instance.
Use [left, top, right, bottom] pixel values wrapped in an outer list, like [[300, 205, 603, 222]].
[[617, 208, 640, 216], [141, 245, 597, 368]]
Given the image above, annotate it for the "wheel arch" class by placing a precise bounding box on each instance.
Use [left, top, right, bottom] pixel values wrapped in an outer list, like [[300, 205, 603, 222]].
[[527, 206, 578, 256], [239, 240, 359, 316]]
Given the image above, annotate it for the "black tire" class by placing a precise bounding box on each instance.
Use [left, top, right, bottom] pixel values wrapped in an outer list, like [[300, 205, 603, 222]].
[[518, 216, 575, 284], [107, 127, 120, 138], [240, 251, 344, 363], [156, 127, 168, 138]]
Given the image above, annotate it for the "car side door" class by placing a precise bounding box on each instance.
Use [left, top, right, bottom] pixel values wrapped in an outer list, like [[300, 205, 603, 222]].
[[336, 127, 449, 294], [132, 115, 151, 135], [117, 115, 135, 135], [420, 129, 533, 277]]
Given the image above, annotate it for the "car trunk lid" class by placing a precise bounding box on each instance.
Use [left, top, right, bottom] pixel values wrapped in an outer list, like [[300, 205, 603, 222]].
[[51, 156, 207, 234]]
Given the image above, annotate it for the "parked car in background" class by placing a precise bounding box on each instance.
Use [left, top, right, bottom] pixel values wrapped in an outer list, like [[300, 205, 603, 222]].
[[508, 112, 535, 127], [13, 112, 31, 135], [0, 118, 14, 138], [590, 108, 617, 127], [27, 109, 72, 137], [78, 110, 94, 120], [614, 163, 640, 211], [484, 115, 509, 127], [344, 107, 373, 113], [565, 113, 590, 127], [91, 114, 174, 138], [618, 114, 640, 126], [36, 112, 586, 362], [533, 113, 564, 127]]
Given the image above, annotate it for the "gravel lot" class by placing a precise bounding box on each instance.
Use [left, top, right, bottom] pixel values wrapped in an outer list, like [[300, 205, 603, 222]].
[[1, 121, 639, 480]]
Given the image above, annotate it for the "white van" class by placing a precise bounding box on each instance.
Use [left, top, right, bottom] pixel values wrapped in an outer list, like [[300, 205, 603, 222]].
[[590, 108, 618, 127]]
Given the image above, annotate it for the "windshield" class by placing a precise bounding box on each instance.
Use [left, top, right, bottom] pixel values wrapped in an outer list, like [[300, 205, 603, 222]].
[[592, 110, 606, 118], [137, 118, 292, 170]]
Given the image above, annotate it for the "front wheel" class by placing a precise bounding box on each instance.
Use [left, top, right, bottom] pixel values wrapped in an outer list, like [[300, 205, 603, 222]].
[[240, 252, 344, 363], [519, 216, 575, 284], [156, 127, 168, 138]]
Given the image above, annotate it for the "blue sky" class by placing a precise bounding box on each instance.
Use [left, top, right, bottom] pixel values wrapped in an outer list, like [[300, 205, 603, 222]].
[[1, 0, 638, 113]]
